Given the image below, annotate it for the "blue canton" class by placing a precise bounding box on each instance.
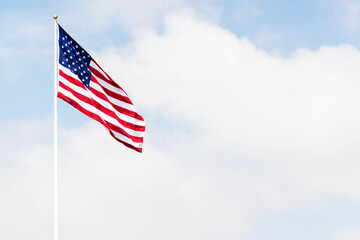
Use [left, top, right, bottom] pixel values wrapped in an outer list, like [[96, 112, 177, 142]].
[[58, 25, 92, 89]]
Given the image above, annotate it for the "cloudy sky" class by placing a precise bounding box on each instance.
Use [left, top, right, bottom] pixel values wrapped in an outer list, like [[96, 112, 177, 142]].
[[1, 0, 360, 239]]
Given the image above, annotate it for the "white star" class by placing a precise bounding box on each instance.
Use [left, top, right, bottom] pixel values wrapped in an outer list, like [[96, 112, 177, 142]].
[[70, 56, 72, 59], [75, 46, 78, 48], [66, 58, 68, 61], [65, 43, 67, 46], [62, 37, 65, 40]]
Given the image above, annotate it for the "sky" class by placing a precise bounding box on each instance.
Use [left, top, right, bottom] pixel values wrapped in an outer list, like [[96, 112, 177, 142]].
[[1, 0, 360, 239]]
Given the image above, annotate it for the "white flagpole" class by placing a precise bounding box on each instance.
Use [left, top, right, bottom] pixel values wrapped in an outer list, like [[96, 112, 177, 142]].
[[53, 14, 59, 240]]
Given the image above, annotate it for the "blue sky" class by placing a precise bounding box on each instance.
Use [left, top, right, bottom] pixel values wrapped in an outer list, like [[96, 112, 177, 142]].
[[1, 1, 360, 240]]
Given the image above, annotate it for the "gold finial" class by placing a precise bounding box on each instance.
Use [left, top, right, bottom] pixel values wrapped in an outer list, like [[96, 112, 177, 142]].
[[53, 15, 58, 19]]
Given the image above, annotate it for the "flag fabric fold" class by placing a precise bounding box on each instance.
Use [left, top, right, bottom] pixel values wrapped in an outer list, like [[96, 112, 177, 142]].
[[57, 24, 145, 152]]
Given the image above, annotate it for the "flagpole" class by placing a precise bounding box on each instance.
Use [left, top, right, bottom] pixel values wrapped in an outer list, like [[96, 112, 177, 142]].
[[53, 14, 59, 240]]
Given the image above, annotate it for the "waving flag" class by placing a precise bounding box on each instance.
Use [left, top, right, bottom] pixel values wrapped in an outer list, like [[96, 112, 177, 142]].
[[57, 24, 145, 152]]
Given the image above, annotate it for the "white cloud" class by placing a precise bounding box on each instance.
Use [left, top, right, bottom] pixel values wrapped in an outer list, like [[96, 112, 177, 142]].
[[328, 226, 360, 240], [94, 7, 360, 224], [0, 118, 53, 239], [252, 25, 294, 53], [2, 8, 360, 240]]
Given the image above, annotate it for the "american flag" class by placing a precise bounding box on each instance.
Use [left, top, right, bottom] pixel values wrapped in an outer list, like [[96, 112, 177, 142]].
[[57, 24, 145, 152]]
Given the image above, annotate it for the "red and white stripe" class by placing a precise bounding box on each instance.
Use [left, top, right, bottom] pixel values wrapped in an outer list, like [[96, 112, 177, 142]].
[[57, 60, 145, 152]]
